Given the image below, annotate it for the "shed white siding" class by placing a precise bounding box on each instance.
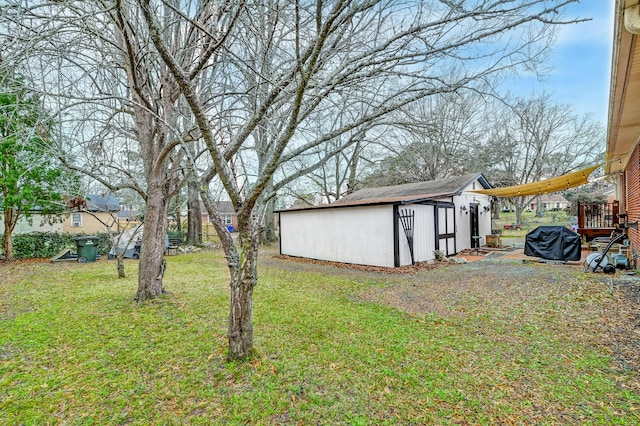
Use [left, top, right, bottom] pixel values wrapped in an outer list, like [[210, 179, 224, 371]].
[[397, 204, 437, 266], [453, 191, 493, 249], [280, 205, 396, 267], [279, 174, 493, 268]]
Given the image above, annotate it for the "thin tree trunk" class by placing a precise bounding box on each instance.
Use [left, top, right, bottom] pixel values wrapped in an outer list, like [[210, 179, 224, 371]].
[[136, 183, 169, 302], [260, 196, 277, 244], [515, 202, 524, 226], [115, 235, 126, 278], [187, 178, 202, 245], [117, 259, 126, 278], [175, 203, 183, 242], [227, 222, 259, 360], [200, 191, 256, 360]]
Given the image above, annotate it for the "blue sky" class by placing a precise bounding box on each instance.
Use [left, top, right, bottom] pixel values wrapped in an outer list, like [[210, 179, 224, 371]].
[[499, 0, 614, 125]]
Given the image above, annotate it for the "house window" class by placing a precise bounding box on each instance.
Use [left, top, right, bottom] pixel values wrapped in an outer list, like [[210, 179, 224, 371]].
[[556, 203, 561, 209], [71, 212, 82, 227], [223, 215, 233, 225]]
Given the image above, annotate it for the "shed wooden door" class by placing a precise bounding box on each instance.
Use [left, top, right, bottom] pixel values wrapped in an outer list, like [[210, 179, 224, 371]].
[[435, 205, 456, 256]]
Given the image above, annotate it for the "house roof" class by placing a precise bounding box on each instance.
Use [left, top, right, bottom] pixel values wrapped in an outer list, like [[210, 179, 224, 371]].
[[281, 173, 491, 212], [199, 200, 236, 215], [214, 200, 236, 214], [607, 0, 640, 174], [86, 194, 120, 212]]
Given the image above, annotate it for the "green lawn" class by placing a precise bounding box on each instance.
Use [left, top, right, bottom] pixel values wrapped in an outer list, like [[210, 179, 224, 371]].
[[494, 210, 574, 239], [1, 250, 639, 424]]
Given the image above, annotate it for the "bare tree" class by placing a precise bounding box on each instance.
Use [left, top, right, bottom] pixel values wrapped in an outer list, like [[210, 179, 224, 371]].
[[2, 0, 582, 360], [0, 1, 232, 300], [285, 114, 384, 204], [362, 91, 485, 187], [477, 94, 604, 225]]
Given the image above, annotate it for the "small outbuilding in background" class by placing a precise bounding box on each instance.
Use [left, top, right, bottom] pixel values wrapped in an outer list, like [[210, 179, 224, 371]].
[[278, 174, 493, 268]]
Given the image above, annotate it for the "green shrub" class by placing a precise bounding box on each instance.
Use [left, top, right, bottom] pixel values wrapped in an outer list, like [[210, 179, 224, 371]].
[[9, 232, 113, 259], [95, 233, 112, 254], [433, 249, 445, 261]]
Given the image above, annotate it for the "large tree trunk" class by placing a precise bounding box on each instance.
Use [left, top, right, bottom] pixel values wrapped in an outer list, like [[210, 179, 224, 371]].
[[2, 228, 13, 261], [227, 221, 259, 360], [492, 200, 500, 220], [136, 183, 169, 302], [186, 179, 202, 245]]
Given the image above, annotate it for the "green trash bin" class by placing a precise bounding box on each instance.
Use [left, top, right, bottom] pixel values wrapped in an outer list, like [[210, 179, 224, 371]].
[[74, 236, 99, 263]]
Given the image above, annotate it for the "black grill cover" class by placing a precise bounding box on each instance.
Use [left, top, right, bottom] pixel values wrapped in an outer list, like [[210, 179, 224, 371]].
[[524, 226, 582, 261]]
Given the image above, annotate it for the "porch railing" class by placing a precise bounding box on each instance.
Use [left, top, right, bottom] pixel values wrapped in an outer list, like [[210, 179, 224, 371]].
[[577, 201, 619, 229]]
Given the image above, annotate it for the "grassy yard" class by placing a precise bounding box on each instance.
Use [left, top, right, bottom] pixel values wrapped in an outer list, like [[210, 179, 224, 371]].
[[1, 249, 639, 424], [494, 210, 574, 241]]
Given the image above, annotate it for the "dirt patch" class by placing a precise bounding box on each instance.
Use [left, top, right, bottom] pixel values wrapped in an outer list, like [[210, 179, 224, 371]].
[[272, 254, 456, 274], [359, 259, 640, 382], [0, 258, 51, 284], [606, 277, 640, 376], [359, 259, 579, 316]]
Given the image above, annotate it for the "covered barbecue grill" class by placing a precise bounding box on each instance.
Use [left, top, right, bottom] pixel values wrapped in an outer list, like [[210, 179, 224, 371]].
[[524, 226, 582, 262]]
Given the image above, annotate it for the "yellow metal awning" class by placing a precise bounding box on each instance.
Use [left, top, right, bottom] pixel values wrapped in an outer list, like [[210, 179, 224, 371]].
[[472, 165, 602, 198]]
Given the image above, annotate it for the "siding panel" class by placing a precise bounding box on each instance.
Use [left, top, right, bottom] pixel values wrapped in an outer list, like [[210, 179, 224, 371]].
[[280, 205, 395, 267]]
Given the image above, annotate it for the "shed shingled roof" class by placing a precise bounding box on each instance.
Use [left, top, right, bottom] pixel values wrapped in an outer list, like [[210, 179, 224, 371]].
[[281, 173, 491, 212]]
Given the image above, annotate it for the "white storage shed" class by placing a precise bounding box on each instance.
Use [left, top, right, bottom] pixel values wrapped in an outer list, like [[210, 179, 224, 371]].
[[278, 174, 493, 267]]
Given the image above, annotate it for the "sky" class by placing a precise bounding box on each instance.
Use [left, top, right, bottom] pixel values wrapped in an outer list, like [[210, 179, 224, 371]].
[[499, 0, 615, 126]]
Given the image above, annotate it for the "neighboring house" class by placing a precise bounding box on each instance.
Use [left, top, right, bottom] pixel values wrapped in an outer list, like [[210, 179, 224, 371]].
[[528, 194, 570, 212], [0, 211, 64, 235], [606, 1, 640, 254], [200, 200, 238, 231], [278, 174, 493, 268], [63, 194, 121, 234]]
